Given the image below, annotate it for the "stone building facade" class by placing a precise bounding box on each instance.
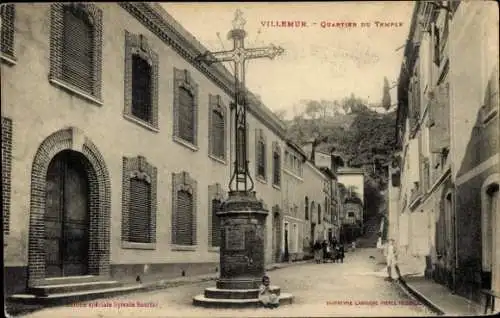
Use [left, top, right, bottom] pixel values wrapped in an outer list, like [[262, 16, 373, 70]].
[[392, 1, 499, 307], [1, 3, 337, 296]]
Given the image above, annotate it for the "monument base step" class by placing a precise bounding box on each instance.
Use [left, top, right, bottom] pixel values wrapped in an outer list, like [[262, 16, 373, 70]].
[[204, 285, 280, 299], [193, 292, 293, 308]]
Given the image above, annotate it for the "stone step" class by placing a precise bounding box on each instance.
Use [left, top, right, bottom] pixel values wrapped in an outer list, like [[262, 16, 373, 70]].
[[40, 275, 105, 285], [204, 285, 280, 299], [8, 284, 144, 306], [28, 280, 122, 296], [192, 292, 294, 308]]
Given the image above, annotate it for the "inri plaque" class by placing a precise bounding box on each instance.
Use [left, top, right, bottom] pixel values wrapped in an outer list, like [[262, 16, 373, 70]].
[[225, 226, 245, 251]]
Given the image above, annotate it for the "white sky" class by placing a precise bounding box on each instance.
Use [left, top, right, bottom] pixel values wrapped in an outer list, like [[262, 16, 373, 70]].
[[162, 2, 414, 117]]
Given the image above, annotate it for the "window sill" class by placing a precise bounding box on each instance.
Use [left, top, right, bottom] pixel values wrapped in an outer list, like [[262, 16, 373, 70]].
[[49, 78, 103, 106], [171, 244, 197, 251], [173, 136, 199, 152], [208, 154, 227, 165], [1, 54, 16, 66], [208, 246, 220, 253], [272, 184, 281, 190], [123, 114, 159, 133], [122, 241, 156, 250], [256, 176, 267, 184]]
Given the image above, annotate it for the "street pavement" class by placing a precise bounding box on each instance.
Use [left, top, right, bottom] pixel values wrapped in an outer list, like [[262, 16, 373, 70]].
[[20, 248, 436, 317]]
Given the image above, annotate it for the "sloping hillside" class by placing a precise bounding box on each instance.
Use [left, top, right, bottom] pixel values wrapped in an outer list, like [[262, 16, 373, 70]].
[[281, 95, 397, 218]]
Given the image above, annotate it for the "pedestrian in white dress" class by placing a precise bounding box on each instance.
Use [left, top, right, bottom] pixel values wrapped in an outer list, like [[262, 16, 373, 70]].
[[386, 239, 399, 281]]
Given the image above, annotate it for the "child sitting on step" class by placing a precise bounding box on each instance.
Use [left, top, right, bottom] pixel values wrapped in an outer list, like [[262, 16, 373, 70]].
[[259, 275, 279, 308]]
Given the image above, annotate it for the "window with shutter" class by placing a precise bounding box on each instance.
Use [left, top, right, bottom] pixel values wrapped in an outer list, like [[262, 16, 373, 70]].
[[129, 178, 152, 243], [121, 156, 157, 248], [49, 4, 102, 101], [318, 205, 322, 224], [1, 4, 15, 58], [131, 55, 152, 123], [430, 82, 450, 152], [257, 141, 266, 178], [179, 87, 195, 143], [175, 190, 194, 245], [433, 24, 440, 67], [273, 151, 281, 186], [61, 6, 94, 94], [211, 110, 225, 158], [305, 197, 309, 220], [211, 199, 221, 247], [124, 31, 159, 130]]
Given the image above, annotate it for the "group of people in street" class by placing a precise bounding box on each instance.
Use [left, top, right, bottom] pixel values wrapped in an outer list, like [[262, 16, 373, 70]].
[[312, 237, 345, 263]]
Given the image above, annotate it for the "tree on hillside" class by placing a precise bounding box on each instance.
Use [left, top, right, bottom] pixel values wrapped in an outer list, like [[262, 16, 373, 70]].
[[279, 92, 397, 220], [382, 77, 391, 110]]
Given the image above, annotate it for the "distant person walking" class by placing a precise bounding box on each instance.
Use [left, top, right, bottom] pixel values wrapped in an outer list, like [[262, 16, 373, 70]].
[[321, 240, 328, 263], [313, 240, 322, 264], [385, 239, 399, 281]]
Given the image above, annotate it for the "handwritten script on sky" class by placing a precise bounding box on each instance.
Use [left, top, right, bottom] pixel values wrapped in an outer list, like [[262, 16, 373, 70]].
[[162, 2, 414, 117]]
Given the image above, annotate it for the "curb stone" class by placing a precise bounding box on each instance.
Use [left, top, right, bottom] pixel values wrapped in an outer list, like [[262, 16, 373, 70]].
[[397, 277, 445, 316]]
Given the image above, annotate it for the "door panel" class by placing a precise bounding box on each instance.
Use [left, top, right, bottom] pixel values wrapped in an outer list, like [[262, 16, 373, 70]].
[[45, 158, 64, 277], [45, 151, 89, 277], [63, 155, 89, 276]]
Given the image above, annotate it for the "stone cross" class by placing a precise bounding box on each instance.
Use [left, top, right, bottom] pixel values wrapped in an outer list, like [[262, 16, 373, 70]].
[[196, 9, 284, 193]]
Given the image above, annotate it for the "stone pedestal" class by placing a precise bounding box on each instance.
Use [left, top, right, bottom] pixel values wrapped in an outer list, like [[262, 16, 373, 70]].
[[193, 191, 293, 308]]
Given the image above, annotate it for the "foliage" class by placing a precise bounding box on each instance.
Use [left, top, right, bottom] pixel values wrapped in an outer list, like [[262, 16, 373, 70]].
[[281, 94, 397, 217]]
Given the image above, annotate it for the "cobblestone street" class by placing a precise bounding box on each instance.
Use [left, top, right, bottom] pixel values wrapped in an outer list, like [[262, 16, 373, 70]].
[[21, 249, 435, 317]]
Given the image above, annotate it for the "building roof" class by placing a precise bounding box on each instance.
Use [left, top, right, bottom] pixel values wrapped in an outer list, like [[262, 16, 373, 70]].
[[285, 140, 308, 161]]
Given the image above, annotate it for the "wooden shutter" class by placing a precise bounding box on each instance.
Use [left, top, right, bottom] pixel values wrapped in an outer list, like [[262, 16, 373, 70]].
[[273, 152, 280, 185], [132, 55, 152, 122], [1, 4, 15, 56], [430, 83, 450, 152], [258, 141, 265, 177], [179, 88, 194, 143], [212, 110, 224, 158], [305, 197, 309, 220], [433, 24, 440, 66], [211, 199, 221, 247], [62, 7, 93, 93], [129, 178, 151, 243], [175, 190, 193, 245], [318, 205, 321, 224]]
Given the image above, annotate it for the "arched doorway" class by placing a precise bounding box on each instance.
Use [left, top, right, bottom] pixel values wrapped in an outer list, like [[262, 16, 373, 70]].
[[28, 127, 111, 286], [45, 150, 90, 277]]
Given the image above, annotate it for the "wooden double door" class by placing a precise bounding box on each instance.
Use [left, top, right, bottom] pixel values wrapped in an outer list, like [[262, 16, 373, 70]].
[[45, 150, 90, 277]]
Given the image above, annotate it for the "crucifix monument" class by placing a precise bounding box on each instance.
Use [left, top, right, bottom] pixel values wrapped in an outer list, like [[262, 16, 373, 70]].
[[193, 9, 293, 308]]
